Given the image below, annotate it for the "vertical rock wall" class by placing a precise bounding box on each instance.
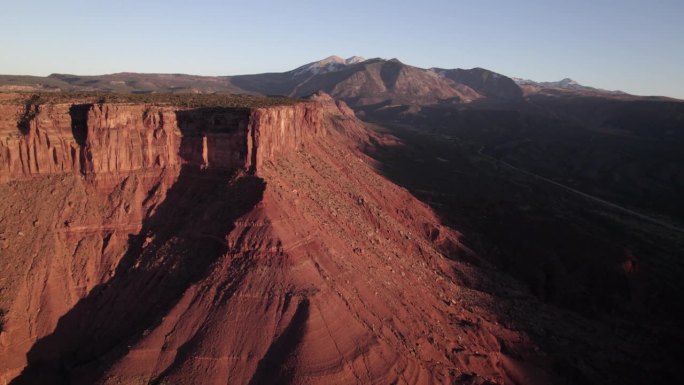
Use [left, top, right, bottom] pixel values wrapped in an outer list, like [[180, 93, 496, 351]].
[[0, 98, 336, 183]]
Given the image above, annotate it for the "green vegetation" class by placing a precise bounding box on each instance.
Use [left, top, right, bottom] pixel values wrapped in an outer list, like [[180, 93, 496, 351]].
[[1, 92, 301, 109]]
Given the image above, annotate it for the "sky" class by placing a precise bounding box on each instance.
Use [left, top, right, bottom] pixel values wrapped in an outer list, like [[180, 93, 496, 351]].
[[1, 0, 683, 98]]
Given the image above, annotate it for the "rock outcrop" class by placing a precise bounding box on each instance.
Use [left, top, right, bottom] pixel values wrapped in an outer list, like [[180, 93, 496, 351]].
[[0, 96, 340, 184], [0, 94, 357, 384], [0, 93, 657, 385]]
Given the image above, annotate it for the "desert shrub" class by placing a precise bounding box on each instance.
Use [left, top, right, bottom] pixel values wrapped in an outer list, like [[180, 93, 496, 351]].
[[5, 92, 301, 109]]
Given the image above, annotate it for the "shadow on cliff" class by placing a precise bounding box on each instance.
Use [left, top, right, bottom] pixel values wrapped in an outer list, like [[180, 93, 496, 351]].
[[361, 116, 681, 384], [361, 114, 672, 315], [17, 95, 40, 136], [11, 108, 265, 385], [247, 299, 310, 385]]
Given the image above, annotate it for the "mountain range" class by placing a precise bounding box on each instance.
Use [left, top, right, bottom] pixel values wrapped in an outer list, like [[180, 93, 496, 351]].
[[0, 55, 654, 103]]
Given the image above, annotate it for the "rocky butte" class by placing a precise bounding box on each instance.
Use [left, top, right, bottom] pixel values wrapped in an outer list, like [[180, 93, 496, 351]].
[[0, 92, 674, 384]]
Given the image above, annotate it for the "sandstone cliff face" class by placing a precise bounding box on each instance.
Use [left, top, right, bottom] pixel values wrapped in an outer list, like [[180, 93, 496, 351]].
[[0, 95, 346, 384], [0, 97, 335, 183], [0, 103, 83, 181], [247, 103, 325, 170]]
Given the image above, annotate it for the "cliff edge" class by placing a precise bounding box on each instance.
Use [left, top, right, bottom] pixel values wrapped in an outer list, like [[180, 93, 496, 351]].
[[0, 92, 649, 385]]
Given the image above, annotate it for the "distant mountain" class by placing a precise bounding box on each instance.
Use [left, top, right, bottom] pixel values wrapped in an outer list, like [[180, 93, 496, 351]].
[[283, 58, 481, 105], [228, 56, 370, 97], [292, 55, 367, 76], [0, 55, 530, 106], [513, 76, 627, 96], [434, 67, 523, 100], [2, 55, 668, 104], [538, 78, 582, 88], [514, 77, 583, 88], [228, 57, 486, 105], [49, 72, 247, 94], [228, 57, 528, 106]]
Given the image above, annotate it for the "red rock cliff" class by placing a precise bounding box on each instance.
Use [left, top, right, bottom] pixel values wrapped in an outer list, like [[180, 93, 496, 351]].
[[0, 93, 584, 385], [0, 94, 364, 384], [0, 96, 342, 183]]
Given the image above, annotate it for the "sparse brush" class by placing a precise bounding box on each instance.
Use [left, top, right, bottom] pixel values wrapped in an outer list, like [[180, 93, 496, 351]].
[[3, 92, 301, 109]]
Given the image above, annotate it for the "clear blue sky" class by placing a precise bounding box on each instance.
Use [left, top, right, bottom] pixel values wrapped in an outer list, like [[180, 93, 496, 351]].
[[1, 0, 682, 98]]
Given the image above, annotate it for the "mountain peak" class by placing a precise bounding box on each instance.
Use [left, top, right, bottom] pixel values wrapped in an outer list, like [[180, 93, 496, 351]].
[[513, 77, 581, 88], [293, 55, 366, 77], [513, 77, 626, 95], [344, 56, 366, 65], [318, 55, 345, 65], [556, 78, 579, 86], [317, 55, 367, 65]]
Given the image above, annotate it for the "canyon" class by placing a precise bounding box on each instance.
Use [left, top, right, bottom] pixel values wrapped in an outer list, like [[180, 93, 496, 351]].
[[0, 82, 681, 384], [0, 93, 551, 385]]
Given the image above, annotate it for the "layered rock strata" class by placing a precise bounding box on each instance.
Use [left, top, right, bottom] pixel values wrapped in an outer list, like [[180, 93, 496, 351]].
[[0, 93, 636, 385]]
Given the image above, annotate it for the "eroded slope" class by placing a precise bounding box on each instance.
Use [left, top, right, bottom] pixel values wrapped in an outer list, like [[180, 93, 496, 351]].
[[0, 93, 669, 385]]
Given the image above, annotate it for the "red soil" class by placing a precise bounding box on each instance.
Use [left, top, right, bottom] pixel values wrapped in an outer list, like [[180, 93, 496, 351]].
[[0, 93, 654, 384]]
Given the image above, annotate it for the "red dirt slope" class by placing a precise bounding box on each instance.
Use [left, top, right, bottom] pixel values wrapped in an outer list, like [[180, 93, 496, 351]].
[[0, 93, 653, 385]]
